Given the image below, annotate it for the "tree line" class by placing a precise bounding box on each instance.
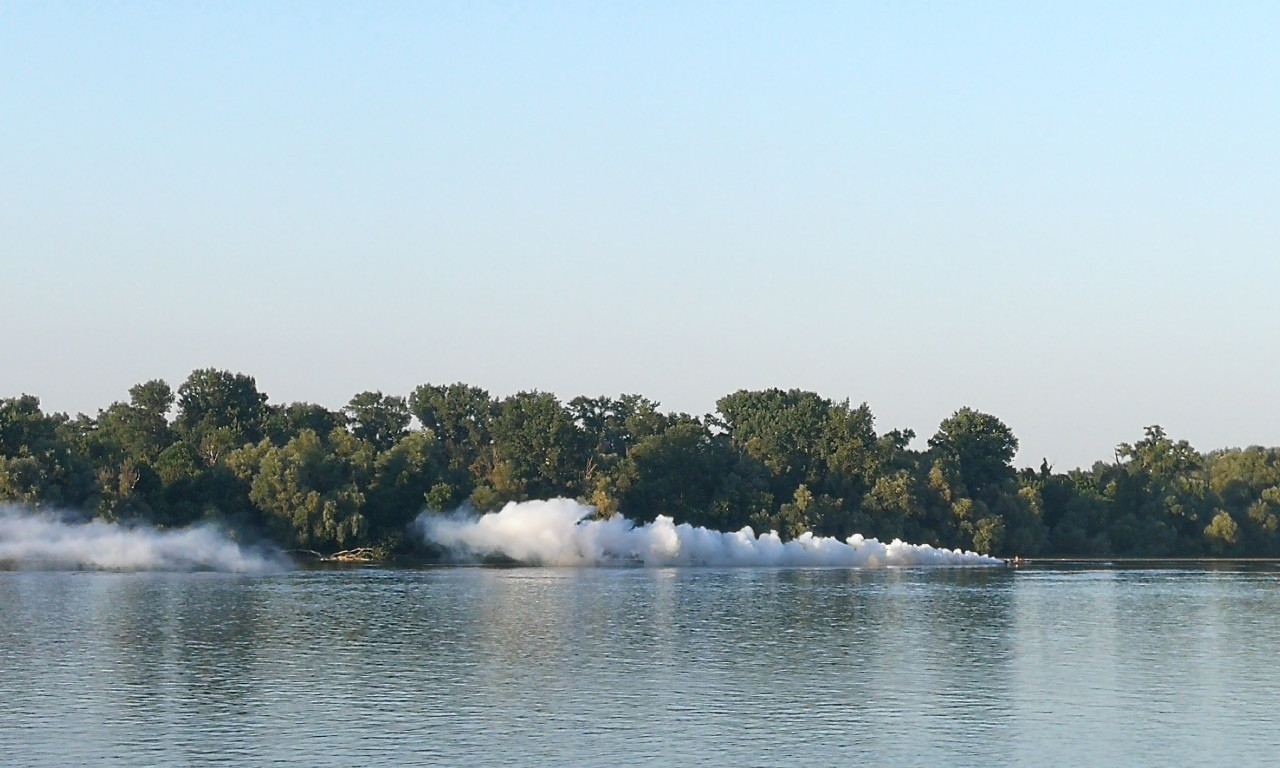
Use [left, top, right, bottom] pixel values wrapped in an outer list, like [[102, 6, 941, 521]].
[[2, 368, 1277, 558]]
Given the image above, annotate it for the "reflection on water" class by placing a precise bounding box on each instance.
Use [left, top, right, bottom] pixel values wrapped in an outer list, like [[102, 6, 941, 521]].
[[1, 567, 1277, 767]]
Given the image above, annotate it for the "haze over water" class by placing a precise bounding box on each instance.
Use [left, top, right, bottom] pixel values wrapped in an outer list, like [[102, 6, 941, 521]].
[[2, 566, 1276, 767]]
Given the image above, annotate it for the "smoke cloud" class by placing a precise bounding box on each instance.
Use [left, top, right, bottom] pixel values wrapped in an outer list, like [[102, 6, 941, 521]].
[[417, 498, 1003, 567], [0, 506, 289, 572]]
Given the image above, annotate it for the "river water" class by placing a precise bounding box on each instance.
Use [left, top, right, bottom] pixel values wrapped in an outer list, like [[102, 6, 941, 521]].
[[2, 565, 1277, 767]]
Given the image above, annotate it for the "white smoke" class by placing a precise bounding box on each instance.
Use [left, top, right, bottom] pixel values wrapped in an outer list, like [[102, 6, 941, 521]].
[[418, 498, 1003, 567], [0, 506, 289, 572]]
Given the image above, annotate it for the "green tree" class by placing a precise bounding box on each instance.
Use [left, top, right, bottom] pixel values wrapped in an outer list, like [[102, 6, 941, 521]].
[[366, 430, 446, 533], [487, 391, 584, 500], [768, 484, 846, 540], [614, 419, 743, 527], [570, 395, 668, 459], [859, 470, 922, 542], [716, 388, 832, 493], [409, 383, 495, 477], [249, 429, 371, 549], [90, 380, 176, 457], [1114, 426, 1211, 553], [0, 396, 94, 507], [971, 515, 1006, 555], [1203, 510, 1241, 555], [344, 391, 410, 451], [175, 369, 269, 451], [928, 408, 1018, 500], [263, 402, 346, 446], [819, 400, 881, 503]]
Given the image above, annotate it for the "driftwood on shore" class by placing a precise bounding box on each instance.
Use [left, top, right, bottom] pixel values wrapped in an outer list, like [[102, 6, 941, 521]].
[[287, 547, 380, 563]]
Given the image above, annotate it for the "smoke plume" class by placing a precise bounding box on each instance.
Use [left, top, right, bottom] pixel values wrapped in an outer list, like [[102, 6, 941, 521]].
[[417, 498, 1002, 567], [0, 506, 289, 572]]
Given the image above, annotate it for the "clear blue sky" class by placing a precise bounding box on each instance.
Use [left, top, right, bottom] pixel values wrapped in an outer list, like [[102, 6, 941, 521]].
[[3, 2, 1278, 469]]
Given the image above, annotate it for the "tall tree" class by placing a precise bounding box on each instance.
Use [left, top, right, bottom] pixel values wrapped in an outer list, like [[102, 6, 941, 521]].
[[366, 430, 447, 533], [716, 388, 833, 498], [263, 402, 346, 446], [409, 383, 495, 475], [928, 407, 1018, 500], [488, 391, 584, 500], [175, 369, 269, 451], [92, 380, 175, 464], [249, 429, 371, 549], [615, 419, 736, 526], [344, 391, 410, 452], [0, 396, 94, 507]]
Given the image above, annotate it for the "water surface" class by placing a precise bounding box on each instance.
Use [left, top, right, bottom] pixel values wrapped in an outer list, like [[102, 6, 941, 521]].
[[2, 566, 1277, 767]]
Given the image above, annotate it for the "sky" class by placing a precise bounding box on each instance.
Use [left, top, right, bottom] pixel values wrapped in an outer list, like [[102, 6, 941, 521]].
[[2, 2, 1278, 469]]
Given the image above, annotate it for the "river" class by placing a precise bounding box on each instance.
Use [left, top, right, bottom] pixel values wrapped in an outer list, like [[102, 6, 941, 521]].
[[2, 565, 1276, 766]]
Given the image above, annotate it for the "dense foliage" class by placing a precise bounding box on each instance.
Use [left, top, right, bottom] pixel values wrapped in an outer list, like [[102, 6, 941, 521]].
[[3, 369, 1278, 557]]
